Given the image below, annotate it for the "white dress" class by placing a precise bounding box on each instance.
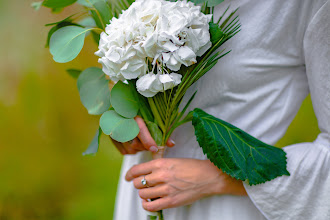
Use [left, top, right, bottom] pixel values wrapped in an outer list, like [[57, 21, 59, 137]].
[[114, 0, 330, 219]]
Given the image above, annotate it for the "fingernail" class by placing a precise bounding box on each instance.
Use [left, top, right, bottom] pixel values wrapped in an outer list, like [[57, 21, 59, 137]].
[[170, 139, 175, 145], [150, 146, 158, 152]]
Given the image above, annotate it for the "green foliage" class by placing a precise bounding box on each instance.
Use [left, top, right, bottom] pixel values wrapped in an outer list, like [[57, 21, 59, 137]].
[[31, 1, 43, 11], [110, 81, 139, 119], [149, 215, 157, 220], [100, 110, 139, 142], [66, 68, 82, 78], [209, 22, 224, 45], [91, 30, 101, 44], [49, 26, 89, 63], [92, 1, 112, 29], [77, 67, 111, 115], [191, 108, 290, 185], [45, 15, 82, 47], [145, 121, 163, 146], [42, 0, 77, 9], [190, 0, 224, 7], [83, 127, 102, 155], [78, 17, 97, 27], [77, 0, 102, 7]]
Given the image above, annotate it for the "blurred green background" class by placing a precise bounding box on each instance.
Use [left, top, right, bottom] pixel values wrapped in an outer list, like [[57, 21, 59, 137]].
[[0, 1, 320, 220]]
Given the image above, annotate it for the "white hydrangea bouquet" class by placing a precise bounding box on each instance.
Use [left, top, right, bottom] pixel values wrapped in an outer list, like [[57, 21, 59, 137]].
[[34, 0, 289, 219]]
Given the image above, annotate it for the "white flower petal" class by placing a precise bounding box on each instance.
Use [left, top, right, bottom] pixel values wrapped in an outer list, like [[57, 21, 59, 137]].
[[166, 55, 181, 71], [136, 73, 162, 97], [158, 73, 182, 90], [177, 46, 196, 62]]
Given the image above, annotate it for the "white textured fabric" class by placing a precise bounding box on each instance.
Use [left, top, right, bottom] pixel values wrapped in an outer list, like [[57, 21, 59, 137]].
[[114, 0, 330, 219]]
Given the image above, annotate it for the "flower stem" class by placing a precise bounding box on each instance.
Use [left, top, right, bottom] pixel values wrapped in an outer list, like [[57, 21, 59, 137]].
[[148, 98, 165, 132], [158, 210, 164, 220]]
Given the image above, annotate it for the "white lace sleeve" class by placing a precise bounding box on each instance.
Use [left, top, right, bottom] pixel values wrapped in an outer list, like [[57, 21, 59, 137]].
[[243, 1, 330, 219]]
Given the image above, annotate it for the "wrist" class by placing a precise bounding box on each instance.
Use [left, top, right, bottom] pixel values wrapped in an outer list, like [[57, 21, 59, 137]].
[[204, 160, 247, 196]]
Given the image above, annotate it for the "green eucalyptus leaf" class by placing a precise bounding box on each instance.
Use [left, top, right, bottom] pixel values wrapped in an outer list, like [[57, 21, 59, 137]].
[[49, 26, 89, 63], [145, 121, 162, 146], [51, 7, 64, 13], [77, 67, 111, 115], [90, 0, 112, 29], [94, 1, 112, 26], [77, 0, 102, 7], [45, 14, 75, 26], [192, 108, 289, 185], [190, 0, 223, 7], [91, 30, 101, 44], [78, 16, 97, 27], [206, 0, 224, 7], [66, 68, 82, 79], [77, 67, 99, 90], [100, 110, 140, 142], [31, 1, 43, 11], [90, 10, 103, 30], [46, 21, 81, 48], [82, 127, 102, 155], [42, 0, 77, 8], [209, 22, 224, 45], [111, 81, 139, 118]]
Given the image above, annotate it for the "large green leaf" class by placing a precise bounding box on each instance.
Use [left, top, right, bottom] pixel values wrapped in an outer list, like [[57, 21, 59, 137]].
[[111, 81, 139, 118], [77, 67, 111, 115], [42, 0, 77, 8], [82, 127, 102, 155], [191, 108, 289, 185], [49, 26, 89, 63], [100, 110, 139, 142]]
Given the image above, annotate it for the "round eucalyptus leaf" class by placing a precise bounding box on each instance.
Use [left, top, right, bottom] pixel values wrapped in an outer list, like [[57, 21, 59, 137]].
[[77, 67, 102, 90], [42, 0, 77, 9], [82, 127, 101, 156], [77, 0, 101, 7], [50, 26, 88, 63], [111, 81, 139, 118], [77, 67, 111, 115], [100, 110, 139, 142], [78, 17, 96, 27]]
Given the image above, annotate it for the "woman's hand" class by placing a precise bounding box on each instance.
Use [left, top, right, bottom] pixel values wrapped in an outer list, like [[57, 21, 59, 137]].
[[111, 116, 175, 155], [125, 158, 247, 212]]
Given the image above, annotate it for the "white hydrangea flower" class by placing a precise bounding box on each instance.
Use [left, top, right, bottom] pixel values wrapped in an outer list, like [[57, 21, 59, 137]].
[[136, 73, 162, 97], [159, 72, 182, 90], [146, 0, 212, 71], [136, 72, 182, 97], [95, 0, 164, 81], [95, 0, 211, 96]]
